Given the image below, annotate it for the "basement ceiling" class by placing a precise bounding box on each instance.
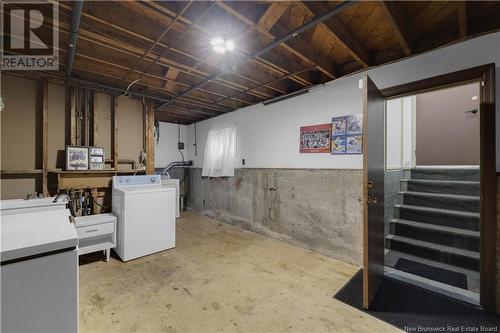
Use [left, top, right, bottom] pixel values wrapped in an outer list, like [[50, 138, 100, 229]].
[[4, 1, 500, 124]]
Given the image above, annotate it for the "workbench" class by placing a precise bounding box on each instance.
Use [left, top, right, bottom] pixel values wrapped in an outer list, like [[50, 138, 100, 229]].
[[47, 169, 145, 214], [48, 169, 141, 190]]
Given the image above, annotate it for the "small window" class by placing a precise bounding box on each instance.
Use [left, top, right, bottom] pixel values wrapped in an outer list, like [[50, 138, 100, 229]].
[[202, 126, 236, 177]]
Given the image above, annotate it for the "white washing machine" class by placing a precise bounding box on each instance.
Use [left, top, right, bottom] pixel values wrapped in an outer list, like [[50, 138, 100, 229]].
[[1, 208, 79, 333], [112, 175, 176, 262], [0, 197, 67, 215]]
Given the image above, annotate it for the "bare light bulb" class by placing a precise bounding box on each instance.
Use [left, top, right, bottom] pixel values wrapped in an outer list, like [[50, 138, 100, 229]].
[[225, 40, 235, 51], [211, 36, 235, 53]]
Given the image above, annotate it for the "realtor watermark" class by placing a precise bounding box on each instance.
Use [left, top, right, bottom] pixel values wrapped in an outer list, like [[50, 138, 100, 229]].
[[405, 325, 498, 332], [1, 0, 59, 70]]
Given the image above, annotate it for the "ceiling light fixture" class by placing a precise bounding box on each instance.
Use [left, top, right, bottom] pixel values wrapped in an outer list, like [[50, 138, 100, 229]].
[[211, 34, 235, 54]]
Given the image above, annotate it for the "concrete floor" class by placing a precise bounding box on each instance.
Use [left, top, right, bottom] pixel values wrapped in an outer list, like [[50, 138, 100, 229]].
[[79, 211, 399, 333]]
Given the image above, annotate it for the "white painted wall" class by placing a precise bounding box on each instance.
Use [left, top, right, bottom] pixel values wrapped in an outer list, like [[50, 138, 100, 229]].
[[155, 122, 188, 168], [402, 96, 415, 168], [182, 32, 500, 170], [386, 99, 403, 169], [386, 96, 414, 169]]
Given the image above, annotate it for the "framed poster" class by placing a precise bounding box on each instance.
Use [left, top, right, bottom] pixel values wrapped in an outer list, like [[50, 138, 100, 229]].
[[346, 114, 363, 135], [331, 114, 363, 155], [66, 146, 89, 170], [331, 135, 346, 154], [331, 116, 347, 135], [89, 146, 105, 170], [300, 124, 331, 153], [346, 135, 363, 154]]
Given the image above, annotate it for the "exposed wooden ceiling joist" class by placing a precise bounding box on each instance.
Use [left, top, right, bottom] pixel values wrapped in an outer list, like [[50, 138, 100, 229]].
[[257, 2, 291, 32], [157, 1, 356, 110], [299, 1, 371, 68], [125, 1, 314, 89], [217, 1, 338, 79], [457, 2, 468, 38], [379, 1, 413, 56], [55, 1, 291, 100], [122, 1, 193, 82]]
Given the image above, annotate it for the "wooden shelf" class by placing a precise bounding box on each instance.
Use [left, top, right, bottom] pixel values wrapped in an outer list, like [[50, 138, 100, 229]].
[[48, 169, 139, 175], [1, 169, 43, 175], [48, 169, 145, 190]]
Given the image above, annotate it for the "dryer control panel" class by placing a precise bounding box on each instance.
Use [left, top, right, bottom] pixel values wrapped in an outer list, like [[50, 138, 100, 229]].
[[113, 175, 162, 188]]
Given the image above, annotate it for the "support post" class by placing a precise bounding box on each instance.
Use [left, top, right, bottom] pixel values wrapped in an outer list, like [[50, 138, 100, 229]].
[[92, 91, 98, 147], [145, 99, 155, 174], [111, 96, 118, 169], [42, 80, 49, 196]]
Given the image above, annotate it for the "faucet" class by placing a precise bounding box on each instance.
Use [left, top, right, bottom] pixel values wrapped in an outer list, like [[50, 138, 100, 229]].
[[53, 193, 70, 203]]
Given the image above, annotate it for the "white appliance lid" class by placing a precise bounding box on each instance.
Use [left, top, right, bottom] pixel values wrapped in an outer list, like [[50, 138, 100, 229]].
[[113, 175, 162, 188], [114, 186, 175, 194], [0, 197, 67, 211], [1, 209, 78, 263]]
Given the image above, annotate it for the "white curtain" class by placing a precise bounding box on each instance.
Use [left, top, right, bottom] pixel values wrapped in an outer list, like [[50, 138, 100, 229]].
[[202, 126, 236, 177]]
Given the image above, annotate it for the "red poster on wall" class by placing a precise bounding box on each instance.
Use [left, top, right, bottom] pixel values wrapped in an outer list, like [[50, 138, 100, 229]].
[[299, 123, 331, 153]]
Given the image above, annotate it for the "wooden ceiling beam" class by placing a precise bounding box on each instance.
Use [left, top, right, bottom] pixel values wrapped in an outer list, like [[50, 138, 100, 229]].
[[157, 1, 355, 111], [163, 67, 180, 90], [457, 2, 467, 38], [148, 1, 310, 87], [257, 2, 291, 32], [214, 65, 315, 105], [122, 1, 192, 82], [127, 1, 308, 89], [56, 25, 267, 107], [71, 62, 232, 114], [131, 2, 217, 85], [16, 2, 276, 113], [299, 2, 371, 67], [56, 1, 287, 98], [155, 112, 198, 125], [157, 109, 205, 121], [164, 104, 221, 117], [171, 100, 225, 115], [217, 1, 336, 79], [379, 1, 413, 56], [126, 1, 310, 89]]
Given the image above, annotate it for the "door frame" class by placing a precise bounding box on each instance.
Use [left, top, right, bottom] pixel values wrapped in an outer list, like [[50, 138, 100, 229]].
[[369, 63, 496, 312]]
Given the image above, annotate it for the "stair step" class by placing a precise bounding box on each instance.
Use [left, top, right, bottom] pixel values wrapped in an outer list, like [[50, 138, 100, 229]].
[[408, 168, 479, 181], [390, 219, 480, 251], [395, 204, 479, 231], [385, 235, 479, 271], [399, 191, 479, 212], [401, 179, 479, 196]]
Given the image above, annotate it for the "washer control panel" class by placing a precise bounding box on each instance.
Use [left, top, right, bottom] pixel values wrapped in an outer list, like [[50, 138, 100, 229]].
[[113, 175, 162, 188]]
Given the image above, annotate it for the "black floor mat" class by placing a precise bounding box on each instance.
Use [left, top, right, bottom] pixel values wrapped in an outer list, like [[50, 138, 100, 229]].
[[394, 258, 468, 289], [334, 270, 499, 332]]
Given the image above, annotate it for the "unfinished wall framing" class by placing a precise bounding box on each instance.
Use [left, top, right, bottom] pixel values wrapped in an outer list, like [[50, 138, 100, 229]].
[[0, 73, 156, 200]]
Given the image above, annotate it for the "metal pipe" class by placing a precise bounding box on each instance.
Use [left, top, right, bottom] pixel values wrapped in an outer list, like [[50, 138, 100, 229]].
[[157, 161, 193, 176], [65, 0, 84, 78], [157, 1, 356, 110], [68, 77, 170, 103]]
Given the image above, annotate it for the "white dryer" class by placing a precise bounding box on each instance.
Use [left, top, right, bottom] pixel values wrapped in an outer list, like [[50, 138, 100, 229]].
[[112, 175, 176, 261]]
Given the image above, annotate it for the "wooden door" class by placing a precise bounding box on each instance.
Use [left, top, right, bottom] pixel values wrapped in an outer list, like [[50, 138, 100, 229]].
[[362, 75, 386, 309]]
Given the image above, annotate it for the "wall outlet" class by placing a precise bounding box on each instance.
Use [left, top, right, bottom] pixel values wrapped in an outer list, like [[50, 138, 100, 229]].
[[242, 158, 246, 165], [178, 142, 185, 150]]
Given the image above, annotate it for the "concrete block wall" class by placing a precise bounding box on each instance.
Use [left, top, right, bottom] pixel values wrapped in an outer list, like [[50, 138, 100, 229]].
[[188, 168, 363, 266]]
